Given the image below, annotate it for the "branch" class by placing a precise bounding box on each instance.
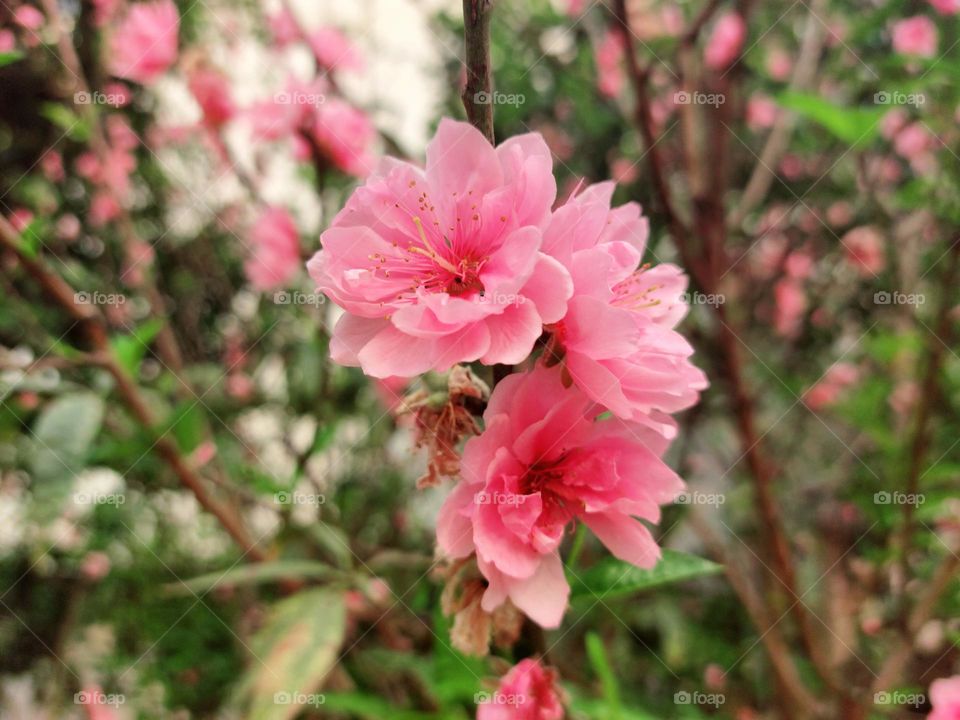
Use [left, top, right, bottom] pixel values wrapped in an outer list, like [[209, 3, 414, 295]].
[[461, 0, 496, 144], [0, 219, 269, 562]]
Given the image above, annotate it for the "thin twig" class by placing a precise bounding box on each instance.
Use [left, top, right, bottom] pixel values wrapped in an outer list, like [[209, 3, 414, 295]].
[[461, 0, 495, 144]]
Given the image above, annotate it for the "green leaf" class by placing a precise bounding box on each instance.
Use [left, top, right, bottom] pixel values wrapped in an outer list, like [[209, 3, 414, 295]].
[[586, 632, 622, 719], [110, 318, 164, 377], [239, 588, 346, 720], [570, 550, 722, 602], [166, 560, 340, 596], [29, 393, 105, 517], [0, 51, 24, 67], [39, 103, 90, 141], [777, 91, 883, 147]]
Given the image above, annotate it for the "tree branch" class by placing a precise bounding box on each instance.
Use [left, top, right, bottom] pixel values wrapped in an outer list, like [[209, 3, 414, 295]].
[[461, 0, 495, 144]]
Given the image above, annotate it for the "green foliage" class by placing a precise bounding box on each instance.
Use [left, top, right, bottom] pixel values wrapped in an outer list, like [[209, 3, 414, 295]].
[[570, 551, 723, 603]]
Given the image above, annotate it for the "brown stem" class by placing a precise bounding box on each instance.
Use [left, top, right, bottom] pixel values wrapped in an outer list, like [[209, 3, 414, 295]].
[[0, 219, 268, 562], [461, 0, 495, 145]]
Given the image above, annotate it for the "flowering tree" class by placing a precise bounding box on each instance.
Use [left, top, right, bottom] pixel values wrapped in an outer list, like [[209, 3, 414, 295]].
[[1, 1, 960, 719]]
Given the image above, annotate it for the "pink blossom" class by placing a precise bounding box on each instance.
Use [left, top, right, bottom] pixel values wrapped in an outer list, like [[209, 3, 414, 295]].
[[891, 16, 938, 58], [102, 81, 132, 106], [746, 94, 778, 130], [79, 686, 118, 720], [595, 29, 625, 99], [477, 659, 564, 720], [766, 47, 793, 80], [110, 0, 180, 85], [540, 182, 707, 433], [804, 362, 859, 410], [189, 67, 235, 130], [826, 201, 853, 228], [880, 109, 908, 140], [0, 29, 15, 53], [40, 150, 65, 182], [438, 365, 683, 627], [784, 251, 813, 279], [245, 207, 301, 290], [89, 191, 121, 227], [929, 676, 960, 720], [247, 77, 327, 141], [704, 12, 747, 71], [929, 0, 960, 14], [268, 8, 301, 47], [91, 0, 121, 27], [842, 226, 886, 276], [81, 551, 111, 581], [563, 0, 587, 16], [14, 5, 45, 31], [311, 98, 377, 177], [773, 278, 806, 338], [893, 122, 934, 159], [307, 27, 363, 73], [307, 118, 573, 378], [9, 209, 33, 232]]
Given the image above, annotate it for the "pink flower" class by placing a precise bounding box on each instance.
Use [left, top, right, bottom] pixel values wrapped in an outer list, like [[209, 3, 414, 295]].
[[308, 118, 573, 378], [79, 686, 119, 720], [595, 29, 625, 99], [891, 16, 938, 58], [773, 278, 806, 338], [746, 94, 778, 130], [41, 150, 65, 182], [930, 0, 960, 15], [437, 365, 684, 627], [929, 676, 960, 720], [477, 659, 564, 720], [893, 122, 934, 159], [704, 12, 747, 71], [268, 8, 301, 47], [91, 0, 121, 27], [804, 362, 859, 410], [842, 226, 886, 276], [14, 5, 45, 31], [563, 0, 587, 17], [189, 67, 235, 130], [307, 27, 363, 73], [110, 0, 180, 85], [248, 78, 327, 142], [245, 207, 301, 290], [0, 29, 15, 53], [766, 47, 793, 80], [540, 182, 707, 434], [311, 98, 377, 177]]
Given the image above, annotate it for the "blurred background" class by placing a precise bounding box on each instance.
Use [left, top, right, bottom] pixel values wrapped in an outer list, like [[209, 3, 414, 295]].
[[1, 0, 959, 718]]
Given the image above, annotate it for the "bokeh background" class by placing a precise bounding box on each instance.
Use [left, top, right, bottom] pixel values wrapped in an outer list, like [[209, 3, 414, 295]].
[[1, 0, 959, 718]]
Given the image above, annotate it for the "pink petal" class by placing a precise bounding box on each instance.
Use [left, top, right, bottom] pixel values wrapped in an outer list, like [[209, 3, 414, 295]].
[[583, 511, 661, 569], [519, 254, 573, 324]]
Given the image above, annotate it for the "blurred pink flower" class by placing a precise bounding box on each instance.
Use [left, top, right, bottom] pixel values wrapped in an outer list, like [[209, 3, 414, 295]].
[[746, 93, 778, 130], [880, 108, 908, 140], [248, 78, 327, 142], [89, 191, 121, 227], [595, 29, 625, 98], [14, 5, 44, 31], [245, 207, 301, 290], [773, 278, 806, 338], [804, 362, 859, 410], [842, 225, 886, 276], [889, 380, 920, 417], [311, 98, 377, 177], [826, 201, 853, 228], [477, 659, 564, 720], [610, 157, 638, 184], [929, 676, 960, 720], [308, 118, 572, 378], [91, 0, 121, 27], [189, 67, 235, 130], [891, 16, 938, 58], [0, 29, 15, 52], [110, 0, 180, 85], [784, 251, 813, 280], [80, 686, 119, 720], [437, 365, 683, 628], [893, 122, 933, 159], [268, 8, 301, 46], [766, 47, 793, 80], [563, 0, 587, 17], [9, 208, 33, 232], [541, 182, 707, 433], [704, 12, 747, 70], [41, 150, 65, 182], [929, 0, 960, 14], [308, 27, 364, 72], [81, 551, 111, 581]]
